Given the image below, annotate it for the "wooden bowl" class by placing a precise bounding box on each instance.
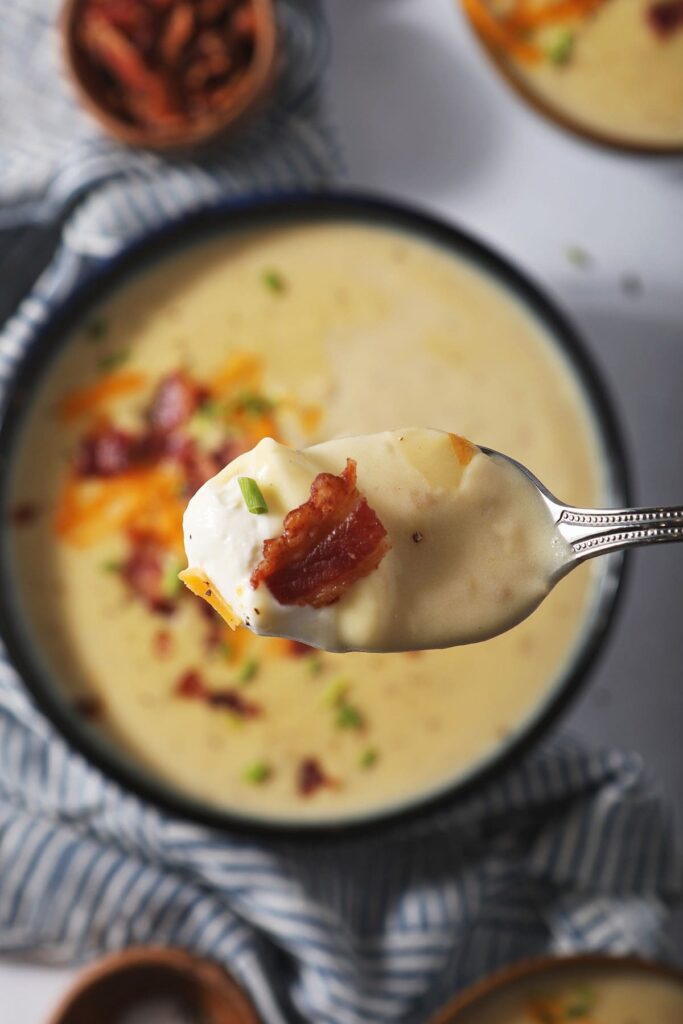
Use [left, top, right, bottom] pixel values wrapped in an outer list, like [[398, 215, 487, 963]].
[[430, 952, 683, 1022], [47, 947, 261, 1024], [60, 0, 278, 151]]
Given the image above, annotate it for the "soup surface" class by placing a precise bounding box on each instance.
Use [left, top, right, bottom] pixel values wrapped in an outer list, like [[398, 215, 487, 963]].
[[450, 964, 683, 1024], [466, 0, 683, 148], [8, 221, 603, 822]]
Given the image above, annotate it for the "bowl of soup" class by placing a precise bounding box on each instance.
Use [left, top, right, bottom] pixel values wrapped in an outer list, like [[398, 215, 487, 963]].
[[460, 0, 683, 152], [430, 953, 683, 1023], [0, 194, 627, 834]]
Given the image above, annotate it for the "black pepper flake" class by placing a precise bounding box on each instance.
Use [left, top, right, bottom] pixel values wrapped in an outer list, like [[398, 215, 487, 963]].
[[254, 608, 261, 615], [412, 531, 423, 543], [205, 589, 212, 597]]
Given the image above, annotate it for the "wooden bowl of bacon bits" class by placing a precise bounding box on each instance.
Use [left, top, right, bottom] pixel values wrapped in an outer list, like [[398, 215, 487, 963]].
[[62, 0, 278, 150]]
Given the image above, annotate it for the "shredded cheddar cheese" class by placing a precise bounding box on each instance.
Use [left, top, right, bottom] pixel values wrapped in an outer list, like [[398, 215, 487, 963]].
[[179, 568, 241, 629]]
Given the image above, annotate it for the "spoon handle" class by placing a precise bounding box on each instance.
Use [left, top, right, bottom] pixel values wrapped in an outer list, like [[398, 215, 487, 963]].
[[556, 505, 683, 560]]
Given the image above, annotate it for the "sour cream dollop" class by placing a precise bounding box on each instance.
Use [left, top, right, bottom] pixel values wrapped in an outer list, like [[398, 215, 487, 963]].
[[182, 429, 569, 652]]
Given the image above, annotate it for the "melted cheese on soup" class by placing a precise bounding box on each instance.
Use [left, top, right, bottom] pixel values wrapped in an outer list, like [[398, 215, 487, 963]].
[[9, 223, 603, 822]]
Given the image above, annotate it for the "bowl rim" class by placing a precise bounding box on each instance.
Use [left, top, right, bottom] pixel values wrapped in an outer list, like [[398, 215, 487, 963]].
[[46, 945, 260, 1024], [429, 951, 683, 1022], [60, 0, 279, 151], [0, 190, 630, 840], [457, 0, 683, 157]]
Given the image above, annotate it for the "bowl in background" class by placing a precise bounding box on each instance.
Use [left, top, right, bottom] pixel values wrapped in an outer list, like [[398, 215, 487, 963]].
[[61, 0, 278, 150]]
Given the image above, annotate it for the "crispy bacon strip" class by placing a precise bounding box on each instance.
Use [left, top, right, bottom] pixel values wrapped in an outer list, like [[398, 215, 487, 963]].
[[250, 459, 390, 608]]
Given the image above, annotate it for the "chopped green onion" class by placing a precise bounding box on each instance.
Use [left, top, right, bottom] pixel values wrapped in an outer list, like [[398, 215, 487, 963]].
[[359, 746, 378, 769], [85, 317, 108, 342], [238, 657, 259, 684], [547, 28, 574, 65], [101, 559, 121, 574], [243, 761, 271, 784], [565, 985, 597, 1018], [162, 557, 184, 600], [262, 269, 286, 293], [322, 677, 349, 708], [336, 701, 364, 731], [233, 391, 274, 417], [98, 349, 130, 372], [565, 245, 591, 269], [306, 655, 324, 676], [196, 398, 224, 419], [218, 641, 233, 660], [238, 477, 268, 515]]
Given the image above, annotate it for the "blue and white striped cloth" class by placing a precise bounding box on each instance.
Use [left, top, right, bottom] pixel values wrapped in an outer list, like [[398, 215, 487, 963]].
[[0, 3, 682, 1023]]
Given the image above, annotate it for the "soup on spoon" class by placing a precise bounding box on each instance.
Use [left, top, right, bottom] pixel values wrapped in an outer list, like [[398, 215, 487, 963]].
[[181, 429, 570, 652]]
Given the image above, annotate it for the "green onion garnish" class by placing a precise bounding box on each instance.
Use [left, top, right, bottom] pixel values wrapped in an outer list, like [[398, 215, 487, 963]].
[[547, 28, 574, 65], [565, 245, 591, 269], [238, 477, 268, 515], [321, 677, 349, 708], [243, 761, 271, 784], [101, 559, 121, 574], [233, 391, 274, 417], [161, 557, 184, 600], [307, 655, 324, 676], [98, 349, 130, 372], [238, 657, 259, 684], [359, 746, 378, 769], [336, 701, 364, 731], [262, 269, 286, 293]]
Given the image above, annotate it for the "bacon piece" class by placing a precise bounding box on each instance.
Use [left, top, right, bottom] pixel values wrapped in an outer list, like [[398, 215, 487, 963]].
[[147, 370, 206, 434], [288, 640, 316, 658], [161, 4, 195, 65], [173, 669, 261, 717], [251, 459, 390, 608], [646, 0, 683, 35], [297, 758, 332, 797], [121, 534, 176, 614], [73, 696, 104, 721], [154, 629, 174, 657], [79, 11, 181, 126], [76, 424, 137, 477]]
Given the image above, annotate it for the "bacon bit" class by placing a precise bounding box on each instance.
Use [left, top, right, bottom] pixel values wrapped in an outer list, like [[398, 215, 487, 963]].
[[121, 535, 176, 614], [297, 757, 333, 797], [73, 696, 104, 720], [251, 459, 391, 609], [647, 0, 683, 35], [75, 424, 137, 478], [10, 502, 40, 526], [175, 668, 206, 698], [287, 640, 316, 658], [147, 370, 206, 433], [154, 629, 174, 657], [160, 4, 195, 65], [207, 689, 261, 717], [173, 669, 261, 716], [59, 370, 145, 422], [80, 10, 181, 127]]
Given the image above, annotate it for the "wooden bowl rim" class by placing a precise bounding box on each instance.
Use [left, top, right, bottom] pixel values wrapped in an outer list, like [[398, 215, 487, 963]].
[[430, 952, 683, 1023], [46, 945, 261, 1024], [60, 0, 278, 151], [457, 0, 683, 157]]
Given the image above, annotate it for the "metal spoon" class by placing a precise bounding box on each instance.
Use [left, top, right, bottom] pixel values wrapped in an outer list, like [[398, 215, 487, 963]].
[[482, 446, 683, 584]]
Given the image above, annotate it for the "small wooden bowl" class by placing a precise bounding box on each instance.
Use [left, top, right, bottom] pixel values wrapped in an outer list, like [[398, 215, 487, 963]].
[[430, 953, 683, 1022], [47, 947, 261, 1024], [61, 0, 278, 151]]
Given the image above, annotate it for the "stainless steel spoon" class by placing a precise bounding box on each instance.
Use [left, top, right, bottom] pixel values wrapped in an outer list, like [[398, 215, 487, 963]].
[[483, 446, 683, 584]]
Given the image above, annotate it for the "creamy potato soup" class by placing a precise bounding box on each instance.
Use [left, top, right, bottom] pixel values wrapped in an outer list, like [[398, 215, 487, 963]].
[[450, 965, 683, 1024], [8, 222, 603, 822], [465, 0, 683, 149], [183, 431, 570, 652]]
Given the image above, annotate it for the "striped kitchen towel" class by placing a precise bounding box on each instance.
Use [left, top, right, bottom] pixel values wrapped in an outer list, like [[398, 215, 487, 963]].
[[0, 3, 682, 1023]]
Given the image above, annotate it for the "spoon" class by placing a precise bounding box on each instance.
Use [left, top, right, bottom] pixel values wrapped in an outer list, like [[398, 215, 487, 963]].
[[182, 431, 683, 653], [486, 446, 683, 583]]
